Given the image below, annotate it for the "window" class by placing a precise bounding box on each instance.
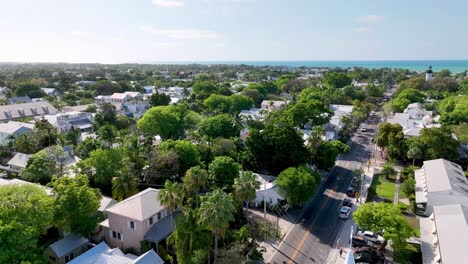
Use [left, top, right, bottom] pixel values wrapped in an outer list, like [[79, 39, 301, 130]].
[[64, 252, 74, 263], [112, 231, 117, 238], [157, 212, 161, 220], [129, 221, 135, 229], [149, 217, 154, 225], [117, 233, 122, 240]]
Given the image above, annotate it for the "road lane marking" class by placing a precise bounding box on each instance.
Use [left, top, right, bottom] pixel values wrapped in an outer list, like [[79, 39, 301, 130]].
[[287, 194, 333, 264]]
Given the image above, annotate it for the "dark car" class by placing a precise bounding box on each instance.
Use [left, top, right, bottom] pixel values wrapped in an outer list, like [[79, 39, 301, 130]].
[[346, 187, 355, 197], [352, 236, 373, 248], [342, 198, 353, 208], [355, 246, 384, 258], [355, 251, 384, 264]]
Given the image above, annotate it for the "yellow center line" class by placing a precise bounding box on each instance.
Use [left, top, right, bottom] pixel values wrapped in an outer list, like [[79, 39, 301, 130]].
[[287, 189, 335, 264]]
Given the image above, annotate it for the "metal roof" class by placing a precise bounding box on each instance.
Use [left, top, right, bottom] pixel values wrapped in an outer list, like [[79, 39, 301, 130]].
[[105, 188, 164, 221], [49, 234, 89, 257]]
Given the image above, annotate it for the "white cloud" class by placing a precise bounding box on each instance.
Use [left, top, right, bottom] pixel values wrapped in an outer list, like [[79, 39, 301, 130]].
[[353, 27, 371, 33], [70, 31, 90, 37], [356, 15, 383, 24], [152, 0, 184, 8], [141, 26, 218, 40]]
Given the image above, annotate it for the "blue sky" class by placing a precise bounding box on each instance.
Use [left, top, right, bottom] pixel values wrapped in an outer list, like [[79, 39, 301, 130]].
[[0, 0, 467, 63]]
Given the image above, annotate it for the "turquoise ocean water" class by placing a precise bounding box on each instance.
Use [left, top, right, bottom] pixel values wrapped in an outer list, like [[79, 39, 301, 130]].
[[166, 60, 468, 73]]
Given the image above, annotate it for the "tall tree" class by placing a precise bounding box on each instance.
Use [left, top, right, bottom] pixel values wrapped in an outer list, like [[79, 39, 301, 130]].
[[276, 166, 321, 207], [208, 156, 241, 189], [198, 189, 235, 264], [0, 185, 54, 263], [51, 175, 101, 236], [353, 202, 413, 250], [112, 171, 139, 201], [199, 114, 240, 141], [182, 166, 208, 205], [158, 180, 183, 228], [233, 171, 261, 213], [168, 209, 212, 264], [381, 163, 396, 180]]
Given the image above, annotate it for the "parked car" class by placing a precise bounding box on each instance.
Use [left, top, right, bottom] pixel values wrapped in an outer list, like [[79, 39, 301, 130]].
[[354, 246, 384, 258], [339, 206, 351, 219], [346, 187, 355, 197], [352, 236, 373, 248], [357, 231, 385, 244], [360, 126, 367, 132], [342, 198, 353, 208]]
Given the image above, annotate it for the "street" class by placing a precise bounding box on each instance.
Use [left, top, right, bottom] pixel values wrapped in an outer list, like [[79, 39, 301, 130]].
[[269, 114, 380, 264]]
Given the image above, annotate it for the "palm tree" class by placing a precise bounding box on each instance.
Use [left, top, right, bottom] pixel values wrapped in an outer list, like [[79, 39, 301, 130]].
[[112, 172, 138, 201], [198, 189, 235, 263], [381, 163, 396, 180], [158, 180, 183, 228], [167, 208, 211, 261], [233, 171, 260, 213], [182, 166, 208, 206]]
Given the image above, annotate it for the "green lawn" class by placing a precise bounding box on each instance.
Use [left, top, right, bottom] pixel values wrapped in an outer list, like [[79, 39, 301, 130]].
[[368, 174, 396, 201], [404, 215, 420, 237]]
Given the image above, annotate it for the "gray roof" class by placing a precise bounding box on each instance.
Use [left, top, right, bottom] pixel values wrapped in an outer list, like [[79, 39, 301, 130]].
[[7, 152, 31, 168], [8, 96, 32, 104], [69, 242, 163, 264], [0, 101, 58, 121], [0, 121, 34, 134], [422, 159, 467, 193], [144, 211, 180, 244], [49, 234, 89, 257], [105, 188, 164, 221]]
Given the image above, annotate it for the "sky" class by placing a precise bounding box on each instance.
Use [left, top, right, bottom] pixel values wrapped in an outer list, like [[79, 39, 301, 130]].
[[1, 0, 468, 63]]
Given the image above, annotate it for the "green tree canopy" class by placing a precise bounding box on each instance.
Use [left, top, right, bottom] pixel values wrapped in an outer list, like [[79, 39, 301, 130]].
[[392, 88, 425, 112], [199, 114, 240, 140], [157, 140, 201, 176], [92, 80, 123, 95], [0, 184, 54, 263], [415, 127, 459, 160], [78, 148, 125, 195], [438, 95, 468, 125], [323, 72, 352, 88], [276, 165, 321, 207], [149, 93, 171, 106], [313, 140, 350, 169], [353, 202, 413, 250], [204, 94, 232, 114], [208, 156, 241, 189], [192, 81, 219, 100], [19, 146, 63, 185], [137, 104, 200, 139], [14, 82, 45, 98], [51, 175, 101, 236]]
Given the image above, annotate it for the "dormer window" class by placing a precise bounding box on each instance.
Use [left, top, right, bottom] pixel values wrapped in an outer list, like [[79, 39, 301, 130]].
[[149, 217, 154, 225], [129, 221, 135, 229]]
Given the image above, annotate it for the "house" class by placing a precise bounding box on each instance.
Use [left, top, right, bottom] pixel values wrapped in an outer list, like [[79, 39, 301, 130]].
[[6, 152, 31, 172], [46, 234, 91, 264], [419, 204, 468, 264], [8, 96, 32, 104], [40, 111, 93, 134], [68, 241, 163, 264], [386, 103, 438, 137], [251, 173, 285, 207], [0, 121, 34, 145], [122, 100, 150, 119], [0, 101, 58, 122], [0, 178, 51, 194], [143, 86, 155, 94], [261, 100, 286, 111], [41, 88, 62, 97], [414, 159, 468, 263], [100, 188, 176, 253], [239, 108, 264, 122], [414, 159, 468, 216], [326, 104, 354, 140]]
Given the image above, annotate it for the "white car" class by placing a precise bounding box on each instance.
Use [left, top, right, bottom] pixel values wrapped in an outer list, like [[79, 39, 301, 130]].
[[357, 231, 385, 244], [339, 206, 351, 219]]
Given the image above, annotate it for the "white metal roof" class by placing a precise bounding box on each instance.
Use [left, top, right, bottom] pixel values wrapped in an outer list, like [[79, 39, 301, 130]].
[[105, 188, 164, 221]]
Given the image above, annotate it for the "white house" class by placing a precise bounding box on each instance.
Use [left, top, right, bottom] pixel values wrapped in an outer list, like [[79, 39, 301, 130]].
[[326, 104, 354, 140], [40, 111, 93, 134], [251, 173, 285, 207], [7, 152, 31, 172], [387, 103, 439, 137], [0, 101, 58, 122], [41, 88, 61, 97], [0, 121, 34, 145]]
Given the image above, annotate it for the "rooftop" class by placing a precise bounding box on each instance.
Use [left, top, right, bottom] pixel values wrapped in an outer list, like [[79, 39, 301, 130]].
[[49, 234, 89, 257], [7, 152, 31, 168], [0, 101, 58, 121], [0, 121, 34, 134], [105, 188, 164, 221]]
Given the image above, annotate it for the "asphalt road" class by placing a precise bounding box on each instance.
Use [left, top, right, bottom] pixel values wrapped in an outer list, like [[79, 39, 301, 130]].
[[269, 115, 380, 264]]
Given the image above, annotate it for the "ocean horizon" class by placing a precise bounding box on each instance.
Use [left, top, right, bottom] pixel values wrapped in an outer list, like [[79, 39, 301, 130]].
[[157, 60, 468, 73]]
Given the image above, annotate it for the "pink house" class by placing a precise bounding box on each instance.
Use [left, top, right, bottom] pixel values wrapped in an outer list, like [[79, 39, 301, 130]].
[[100, 188, 176, 253]]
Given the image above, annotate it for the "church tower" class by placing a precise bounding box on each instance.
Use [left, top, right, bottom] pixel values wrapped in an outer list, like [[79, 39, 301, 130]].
[[425, 65, 433, 81]]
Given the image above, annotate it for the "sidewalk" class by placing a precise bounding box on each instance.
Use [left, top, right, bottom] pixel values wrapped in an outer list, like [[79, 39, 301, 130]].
[[247, 209, 297, 263]]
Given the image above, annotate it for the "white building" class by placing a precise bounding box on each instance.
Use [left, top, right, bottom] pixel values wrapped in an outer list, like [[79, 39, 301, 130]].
[[387, 103, 439, 137], [0, 101, 58, 122], [426, 66, 433, 82], [250, 173, 285, 207], [95, 92, 149, 119], [40, 111, 93, 134], [414, 159, 468, 263], [326, 104, 354, 140], [0, 121, 34, 145], [41, 88, 61, 97], [6, 152, 31, 172]]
